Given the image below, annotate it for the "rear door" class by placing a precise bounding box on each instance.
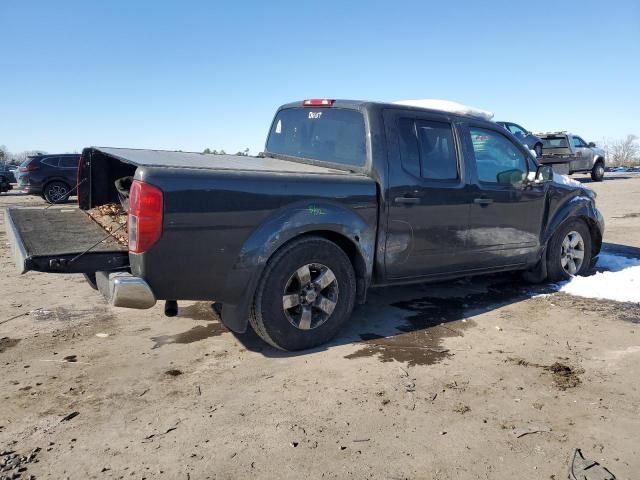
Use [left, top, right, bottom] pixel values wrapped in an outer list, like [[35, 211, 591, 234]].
[[383, 109, 473, 279], [59, 156, 80, 185], [459, 123, 546, 269]]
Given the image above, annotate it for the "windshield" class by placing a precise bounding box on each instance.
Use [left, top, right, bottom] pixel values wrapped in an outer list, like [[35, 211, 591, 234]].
[[265, 107, 367, 168], [541, 136, 569, 148]]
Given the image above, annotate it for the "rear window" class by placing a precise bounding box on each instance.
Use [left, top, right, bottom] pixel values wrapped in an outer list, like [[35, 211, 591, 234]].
[[41, 156, 60, 167], [541, 136, 569, 148], [59, 156, 79, 168], [265, 108, 367, 167]]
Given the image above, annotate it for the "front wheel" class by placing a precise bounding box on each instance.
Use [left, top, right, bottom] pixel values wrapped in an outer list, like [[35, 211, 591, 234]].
[[546, 220, 593, 282], [249, 236, 356, 351], [43, 181, 71, 204], [591, 162, 605, 182]]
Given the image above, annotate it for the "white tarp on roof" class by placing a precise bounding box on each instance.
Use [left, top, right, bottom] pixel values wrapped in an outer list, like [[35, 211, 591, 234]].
[[393, 99, 494, 121]]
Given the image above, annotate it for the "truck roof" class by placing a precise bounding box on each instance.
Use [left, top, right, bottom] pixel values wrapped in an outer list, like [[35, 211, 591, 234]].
[[278, 99, 496, 122]]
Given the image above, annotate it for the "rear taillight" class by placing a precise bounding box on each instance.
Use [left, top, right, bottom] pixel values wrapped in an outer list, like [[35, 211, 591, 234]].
[[19, 164, 39, 172], [128, 180, 163, 254]]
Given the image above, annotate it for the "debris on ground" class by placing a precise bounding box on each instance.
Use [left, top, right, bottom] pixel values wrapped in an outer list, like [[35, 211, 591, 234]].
[[60, 411, 80, 422], [0, 447, 40, 479], [165, 369, 183, 377], [0, 337, 20, 353], [143, 423, 181, 442], [453, 403, 470, 414], [545, 362, 582, 390], [512, 424, 552, 438], [568, 448, 616, 479], [506, 357, 583, 390]]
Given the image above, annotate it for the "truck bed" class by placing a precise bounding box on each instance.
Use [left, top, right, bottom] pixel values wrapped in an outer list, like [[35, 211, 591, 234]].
[[5, 207, 128, 274]]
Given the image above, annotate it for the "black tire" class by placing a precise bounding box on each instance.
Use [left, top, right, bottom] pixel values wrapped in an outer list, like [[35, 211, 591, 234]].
[[590, 161, 605, 182], [534, 143, 543, 158], [249, 236, 356, 351], [43, 180, 71, 204], [546, 220, 592, 282]]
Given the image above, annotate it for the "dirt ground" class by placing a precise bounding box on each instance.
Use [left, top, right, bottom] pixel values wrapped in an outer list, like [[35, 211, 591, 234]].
[[1, 173, 639, 480]]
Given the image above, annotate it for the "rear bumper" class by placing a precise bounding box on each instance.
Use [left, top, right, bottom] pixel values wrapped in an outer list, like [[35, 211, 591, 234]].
[[96, 271, 157, 309]]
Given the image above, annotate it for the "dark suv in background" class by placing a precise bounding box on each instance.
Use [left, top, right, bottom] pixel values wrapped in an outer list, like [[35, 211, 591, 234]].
[[495, 121, 543, 157], [17, 154, 80, 203]]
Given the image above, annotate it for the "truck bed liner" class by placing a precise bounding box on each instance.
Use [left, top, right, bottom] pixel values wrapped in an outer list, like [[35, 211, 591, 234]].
[[5, 207, 128, 274]]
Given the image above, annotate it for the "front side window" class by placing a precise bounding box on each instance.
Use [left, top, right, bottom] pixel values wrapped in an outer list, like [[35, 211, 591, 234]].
[[265, 108, 366, 168], [470, 127, 527, 186], [397, 118, 458, 181], [508, 124, 527, 137], [572, 136, 587, 148]]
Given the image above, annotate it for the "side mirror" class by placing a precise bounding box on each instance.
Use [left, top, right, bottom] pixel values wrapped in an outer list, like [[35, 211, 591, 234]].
[[588, 142, 596, 148], [534, 164, 553, 183]]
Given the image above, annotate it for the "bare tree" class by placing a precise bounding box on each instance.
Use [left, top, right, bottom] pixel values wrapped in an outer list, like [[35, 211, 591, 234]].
[[605, 134, 640, 166]]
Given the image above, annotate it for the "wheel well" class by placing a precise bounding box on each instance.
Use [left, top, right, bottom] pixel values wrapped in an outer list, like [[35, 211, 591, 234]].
[[582, 216, 602, 258], [594, 157, 604, 166], [284, 231, 369, 304]]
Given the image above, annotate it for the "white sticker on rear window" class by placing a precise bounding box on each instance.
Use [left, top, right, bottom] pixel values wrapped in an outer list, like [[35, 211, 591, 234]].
[[308, 111, 322, 119], [275, 119, 282, 134]]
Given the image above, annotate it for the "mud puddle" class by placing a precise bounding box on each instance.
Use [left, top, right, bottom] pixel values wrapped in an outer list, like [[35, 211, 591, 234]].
[[151, 322, 227, 349], [346, 276, 547, 366], [178, 302, 219, 321]]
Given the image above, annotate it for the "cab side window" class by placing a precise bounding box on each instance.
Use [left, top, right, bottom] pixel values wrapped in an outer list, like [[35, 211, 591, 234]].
[[470, 127, 527, 186], [398, 118, 458, 181], [572, 137, 587, 148]]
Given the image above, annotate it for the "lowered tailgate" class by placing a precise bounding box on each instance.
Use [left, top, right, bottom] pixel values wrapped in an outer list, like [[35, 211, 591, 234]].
[[5, 207, 128, 274]]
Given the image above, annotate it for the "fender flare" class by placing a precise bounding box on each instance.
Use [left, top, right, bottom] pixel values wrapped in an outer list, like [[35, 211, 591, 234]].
[[220, 200, 376, 333], [542, 195, 603, 253]]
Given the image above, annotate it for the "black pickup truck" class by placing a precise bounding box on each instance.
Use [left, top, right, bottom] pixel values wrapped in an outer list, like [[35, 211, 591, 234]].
[[5, 99, 604, 350]]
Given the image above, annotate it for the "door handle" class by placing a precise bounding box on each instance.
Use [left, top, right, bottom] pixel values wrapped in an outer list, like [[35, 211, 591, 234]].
[[394, 196, 420, 205], [473, 198, 493, 206]]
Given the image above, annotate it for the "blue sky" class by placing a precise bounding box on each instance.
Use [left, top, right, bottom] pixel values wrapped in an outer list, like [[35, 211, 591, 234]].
[[1, 0, 639, 155]]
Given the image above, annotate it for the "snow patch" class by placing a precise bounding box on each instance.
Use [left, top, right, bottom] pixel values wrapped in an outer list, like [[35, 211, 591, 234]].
[[393, 99, 494, 120], [559, 252, 640, 303], [552, 172, 583, 188]]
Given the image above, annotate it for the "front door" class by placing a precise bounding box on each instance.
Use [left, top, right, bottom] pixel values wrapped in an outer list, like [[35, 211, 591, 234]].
[[383, 109, 473, 279], [572, 135, 593, 171], [459, 124, 547, 269]]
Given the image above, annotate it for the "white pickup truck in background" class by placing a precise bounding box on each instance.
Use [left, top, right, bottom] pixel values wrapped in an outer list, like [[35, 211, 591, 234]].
[[537, 131, 607, 181]]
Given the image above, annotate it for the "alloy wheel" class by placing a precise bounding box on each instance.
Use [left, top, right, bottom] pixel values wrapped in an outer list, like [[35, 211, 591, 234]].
[[560, 231, 585, 275], [282, 263, 339, 330]]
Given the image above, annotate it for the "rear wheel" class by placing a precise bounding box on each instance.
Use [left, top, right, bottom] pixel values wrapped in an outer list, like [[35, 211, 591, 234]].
[[249, 236, 356, 351], [43, 181, 71, 204], [591, 161, 605, 182], [546, 220, 592, 282]]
